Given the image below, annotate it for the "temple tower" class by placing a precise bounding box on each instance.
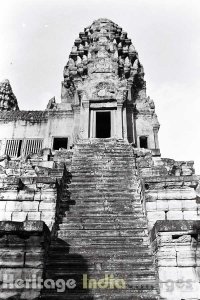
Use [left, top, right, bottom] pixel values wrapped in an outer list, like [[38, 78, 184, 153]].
[[0, 79, 19, 111], [61, 18, 160, 155]]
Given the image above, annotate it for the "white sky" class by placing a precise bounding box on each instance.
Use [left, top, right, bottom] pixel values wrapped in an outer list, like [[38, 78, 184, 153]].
[[0, 0, 200, 172]]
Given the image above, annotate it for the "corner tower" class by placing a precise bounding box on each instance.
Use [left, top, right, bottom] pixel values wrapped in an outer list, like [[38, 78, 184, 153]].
[[61, 18, 160, 155]]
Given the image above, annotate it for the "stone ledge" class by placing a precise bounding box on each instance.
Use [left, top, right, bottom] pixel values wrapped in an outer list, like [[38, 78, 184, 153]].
[[151, 220, 200, 241], [0, 220, 50, 234], [143, 175, 200, 183]]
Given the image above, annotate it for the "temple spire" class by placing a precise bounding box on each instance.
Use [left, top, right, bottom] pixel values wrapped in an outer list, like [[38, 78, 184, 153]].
[[0, 79, 19, 111]]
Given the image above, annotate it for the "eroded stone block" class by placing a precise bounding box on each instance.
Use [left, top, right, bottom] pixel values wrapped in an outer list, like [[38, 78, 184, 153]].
[[12, 212, 27, 222]]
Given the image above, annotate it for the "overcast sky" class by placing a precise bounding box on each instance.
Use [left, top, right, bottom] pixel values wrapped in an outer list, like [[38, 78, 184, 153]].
[[0, 0, 200, 172]]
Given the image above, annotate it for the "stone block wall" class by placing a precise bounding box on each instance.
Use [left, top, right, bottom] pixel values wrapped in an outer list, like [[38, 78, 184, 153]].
[[144, 177, 199, 229], [134, 148, 200, 230], [0, 176, 58, 230], [0, 221, 50, 299], [0, 150, 72, 231], [151, 221, 200, 300]]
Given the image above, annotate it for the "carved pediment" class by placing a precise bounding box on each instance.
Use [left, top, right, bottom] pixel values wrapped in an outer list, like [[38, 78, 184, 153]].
[[93, 82, 116, 99]]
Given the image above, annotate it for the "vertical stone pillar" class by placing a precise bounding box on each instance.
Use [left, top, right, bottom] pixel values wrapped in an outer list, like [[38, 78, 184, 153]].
[[80, 101, 90, 139], [90, 110, 96, 138], [133, 107, 138, 147], [111, 110, 115, 137], [72, 104, 81, 143], [126, 104, 133, 143], [153, 126, 159, 149], [122, 105, 127, 140], [116, 102, 123, 139]]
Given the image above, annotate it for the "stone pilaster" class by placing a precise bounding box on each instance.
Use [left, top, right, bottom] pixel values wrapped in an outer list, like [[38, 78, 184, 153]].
[[153, 126, 160, 149], [122, 105, 128, 140], [116, 102, 123, 139], [72, 104, 81, 142], [79, 101, 90, 139]]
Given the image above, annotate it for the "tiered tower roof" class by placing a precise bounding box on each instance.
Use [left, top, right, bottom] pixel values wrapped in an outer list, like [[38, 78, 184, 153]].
[[0, 79, 19, 111], [63, 18, 144, 100]]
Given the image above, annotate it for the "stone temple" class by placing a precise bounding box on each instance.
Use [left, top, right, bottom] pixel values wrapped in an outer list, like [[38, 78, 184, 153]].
[[0, 18, 200, 300]]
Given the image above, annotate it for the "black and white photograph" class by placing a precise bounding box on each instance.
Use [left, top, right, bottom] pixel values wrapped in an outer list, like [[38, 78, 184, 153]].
[[0, 1, 200, 299]]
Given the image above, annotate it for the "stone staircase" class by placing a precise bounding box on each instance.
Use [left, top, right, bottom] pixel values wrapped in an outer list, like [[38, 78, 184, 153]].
[[41, 138, 159, 300]]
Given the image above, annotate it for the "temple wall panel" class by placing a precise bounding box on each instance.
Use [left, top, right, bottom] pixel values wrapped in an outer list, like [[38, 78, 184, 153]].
[[0, 114, 75, 156]]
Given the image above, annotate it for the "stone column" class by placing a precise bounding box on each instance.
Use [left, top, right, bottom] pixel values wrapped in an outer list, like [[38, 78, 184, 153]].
[[116, 102, 123, 139], [122, 105, 127, 140], [111, 110, 115, 137], [133, 106, 138, 147], [153, 127, 159, 149], [126, 104, 133, 143], [90, 110, 96, 138], [80, 101, 90, 139], [72, 104, 81, 143]]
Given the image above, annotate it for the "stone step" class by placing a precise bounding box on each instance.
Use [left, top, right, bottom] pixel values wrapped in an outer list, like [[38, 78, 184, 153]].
[[71, 160, 134, 165], [60, 215, 147, 223], [63, 212, 145, 218], [71, 165, 135, 169], [43, 139, 159, 299], [72, 152, 134, 157], [67, 189, 139, 195], [66, 200, 142, 207], [63, 205, 142, 212], [60, 197, 141, 203], [68, 186, 138, 191], [47, 251, 153, 261], [68, 181, 138, 186], [46, 257, 154, 269], [59, 224, 147, 230], [61, 213, 145, 219], [41, 293, 159, 300], [58, 228, 148, 238], [49, 242, 151, 251], [70, 171, 137, 176], [60, 218, 147, 225], [60, 199, 142, 207], [48, 247, 152, 256], [55, 236, 148, 245]]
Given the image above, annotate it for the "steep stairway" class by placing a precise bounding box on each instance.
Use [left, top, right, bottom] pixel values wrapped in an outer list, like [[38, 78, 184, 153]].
[[41, 138, 159, 300]]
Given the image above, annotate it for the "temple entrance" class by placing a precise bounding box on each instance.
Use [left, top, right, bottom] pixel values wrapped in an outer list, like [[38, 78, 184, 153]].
[[96, 111, 111, 138]]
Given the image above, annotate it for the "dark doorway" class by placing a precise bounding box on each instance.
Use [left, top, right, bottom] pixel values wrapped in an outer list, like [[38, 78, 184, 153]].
[[96, 111, 111, 138], [139, 136, 148, 149], [53, 137, 68, 150]]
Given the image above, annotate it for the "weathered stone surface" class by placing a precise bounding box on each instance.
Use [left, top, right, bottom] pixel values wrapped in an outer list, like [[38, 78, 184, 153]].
[[151, 220, 200, 241], [0, 221, 50, 298], [151, 220, 200, 300], [0, 79, 19, 111], [42, 139, 159, 299]]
